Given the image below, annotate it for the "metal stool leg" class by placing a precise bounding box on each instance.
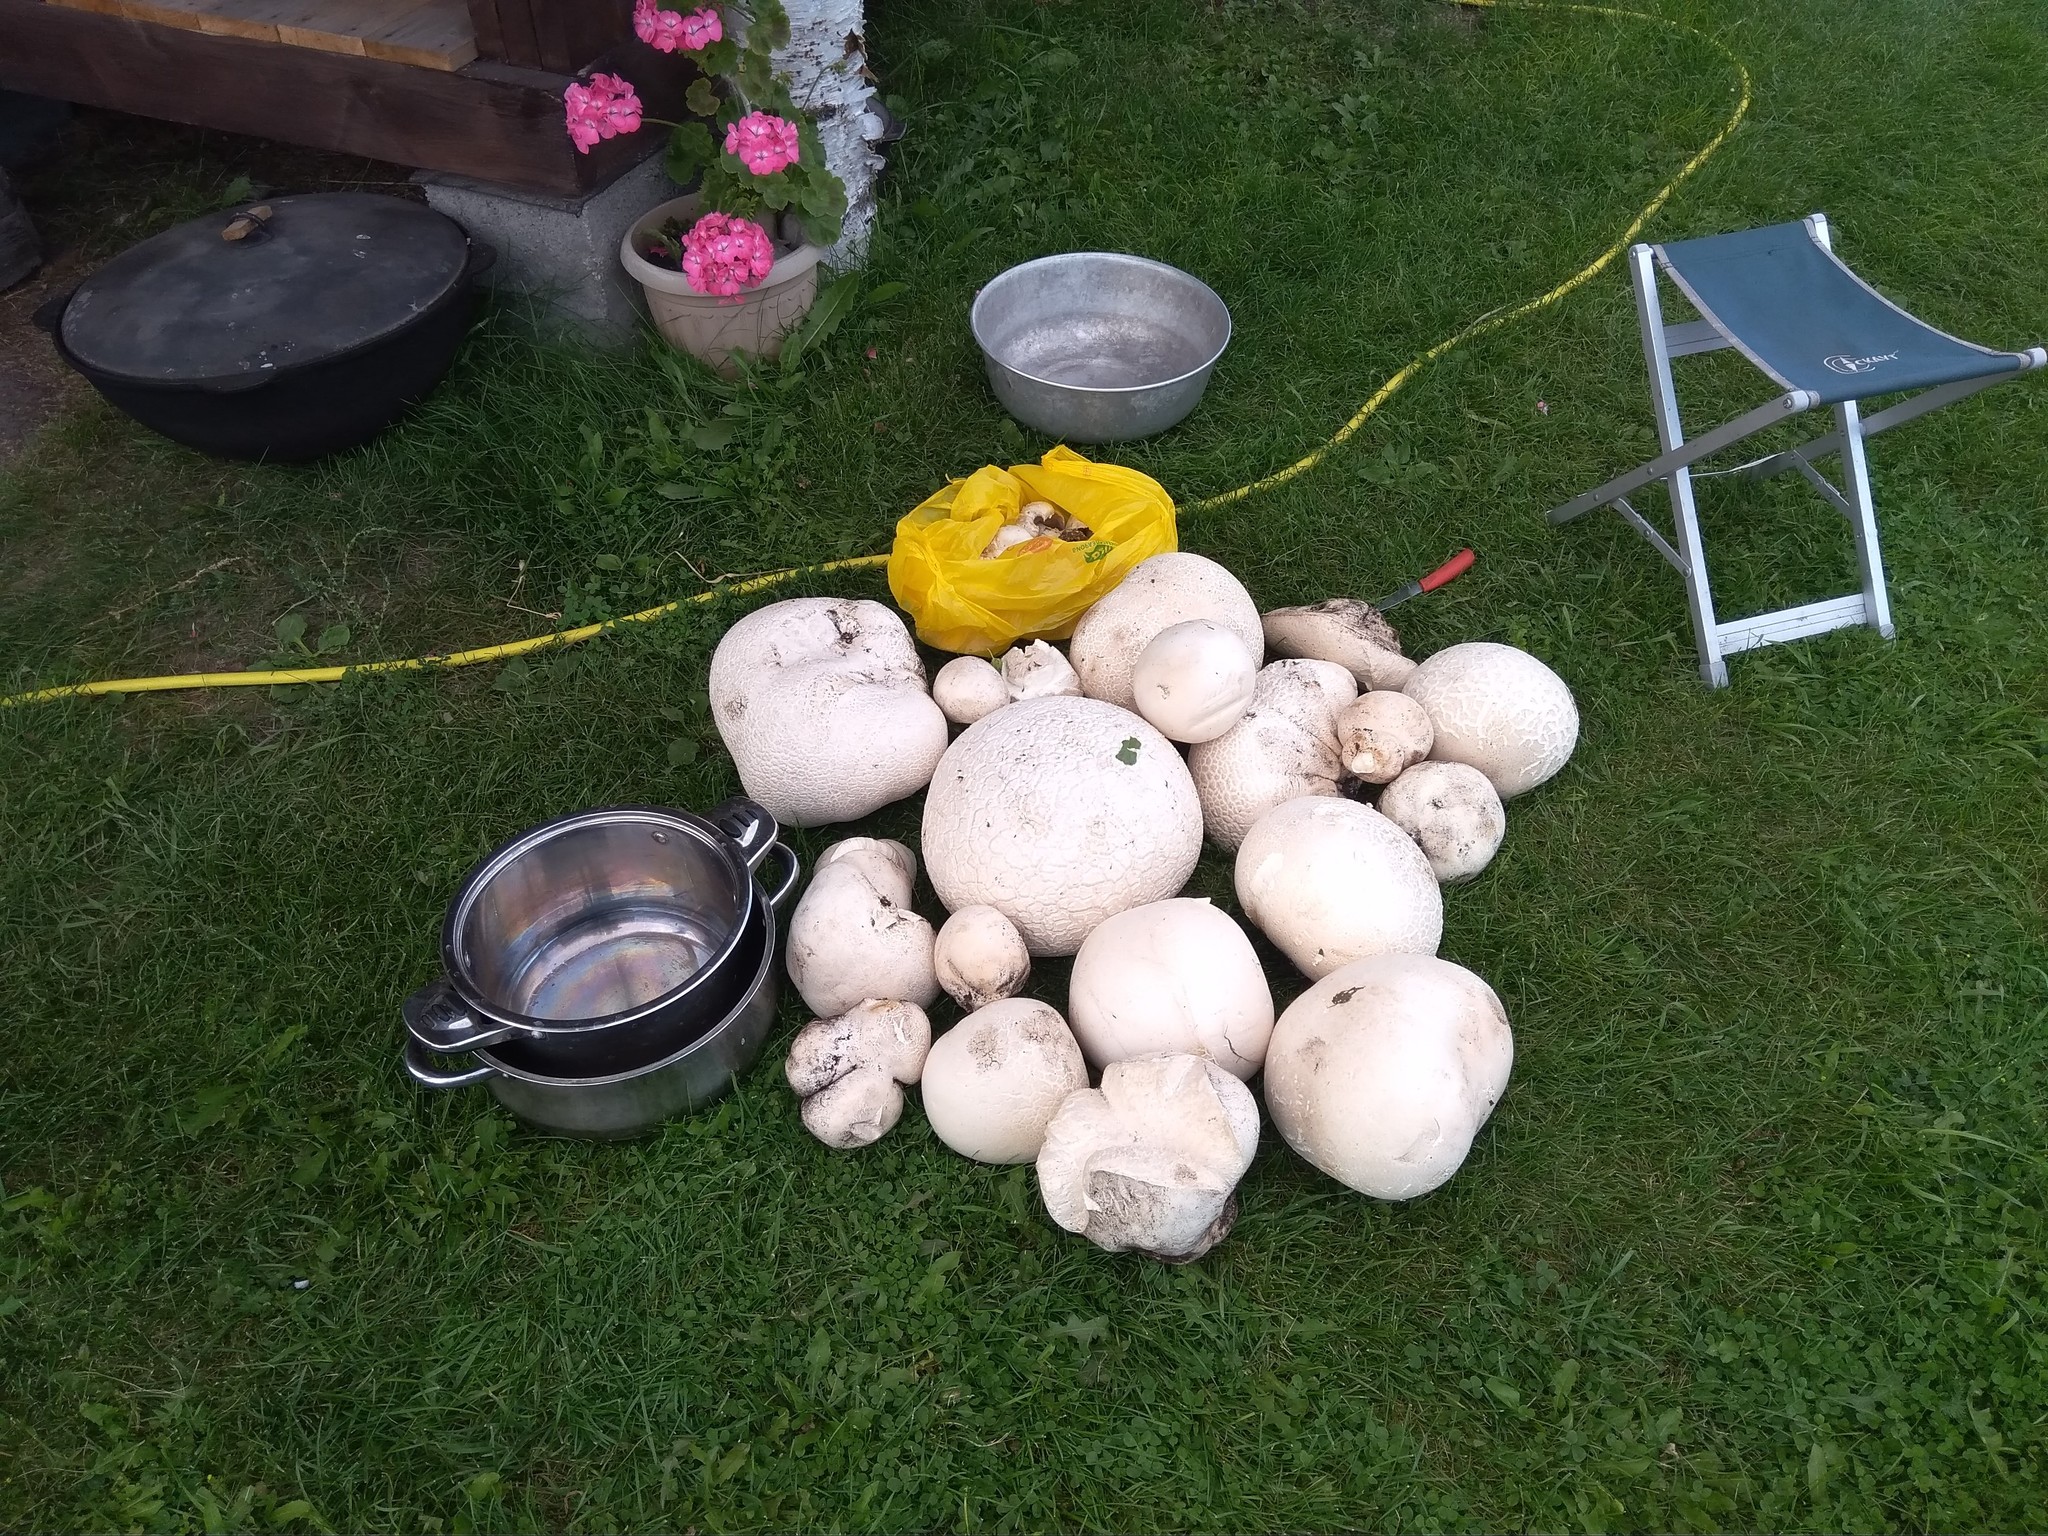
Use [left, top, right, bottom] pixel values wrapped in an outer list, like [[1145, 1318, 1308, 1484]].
[[1835, 398, 1895, 639], [1630, 246, 1728, 686]]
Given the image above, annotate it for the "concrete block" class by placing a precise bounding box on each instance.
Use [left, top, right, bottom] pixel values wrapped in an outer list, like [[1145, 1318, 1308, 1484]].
[[416, 150, 677, 348]]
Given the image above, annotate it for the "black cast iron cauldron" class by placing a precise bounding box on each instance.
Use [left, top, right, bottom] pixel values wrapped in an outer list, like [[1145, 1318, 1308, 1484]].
[[34, 193, 493, 462]]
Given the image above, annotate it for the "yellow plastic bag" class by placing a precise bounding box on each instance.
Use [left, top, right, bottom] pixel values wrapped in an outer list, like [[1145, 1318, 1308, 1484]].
[[887, 446, 1178, 655]]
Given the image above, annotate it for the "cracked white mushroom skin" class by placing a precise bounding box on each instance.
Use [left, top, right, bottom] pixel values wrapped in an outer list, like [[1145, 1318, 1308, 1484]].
[[933, 905, 1032, 1011], [1036, 1053, 1261, 1262], [1235, 795, 1443, 979], [1261, 597, 1415, 690], [708, 597, 949, 827], [1263, 953, 1512, 1199], [933, 656, 1009, 726], [922, 696, 1204, 956], [784, 999, 932, 1150], [1336, 689, 1435, 784], [1067, 898, 1275, 1079], [921, 997, 1089, 1163], [1401, 641, 1579, 799], [1186, 658, 1358, 851], [1068, 552, 1264, 711], [1379, 761, 1506, 884], [1001, 640, 1082, 701], [1131, 619, 1259, 745], [784, 838, 939, 1018]]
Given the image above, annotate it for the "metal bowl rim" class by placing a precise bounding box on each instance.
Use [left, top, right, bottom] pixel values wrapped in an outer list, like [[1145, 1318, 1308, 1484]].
[[465, 894, 777, 1088], [969, 252, 1232, 396], [438, 803, 757, 1036]]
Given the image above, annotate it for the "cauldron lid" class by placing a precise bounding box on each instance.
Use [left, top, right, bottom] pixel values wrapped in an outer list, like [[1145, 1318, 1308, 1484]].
[[60, 192, 470, 386]]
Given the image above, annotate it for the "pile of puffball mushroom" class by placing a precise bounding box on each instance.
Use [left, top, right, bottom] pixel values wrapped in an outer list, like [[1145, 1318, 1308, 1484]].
[[708, 549, 1579, 1262]]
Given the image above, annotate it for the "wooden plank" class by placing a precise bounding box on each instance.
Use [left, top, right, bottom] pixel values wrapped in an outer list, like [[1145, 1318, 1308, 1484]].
[[0, 0, 632, 193], [527, 0, 629, 74], [360, 0, 475, 71], [463, 0, 536, 65], [42, 0, 221, 32]]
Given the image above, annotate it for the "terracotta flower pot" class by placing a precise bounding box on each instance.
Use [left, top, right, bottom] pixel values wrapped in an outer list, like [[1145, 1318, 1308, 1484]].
[[621, 194, 821, 372]]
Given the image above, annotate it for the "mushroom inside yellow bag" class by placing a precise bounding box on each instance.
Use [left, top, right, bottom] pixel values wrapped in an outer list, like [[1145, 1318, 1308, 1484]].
[[886, 445, 1178, 655]]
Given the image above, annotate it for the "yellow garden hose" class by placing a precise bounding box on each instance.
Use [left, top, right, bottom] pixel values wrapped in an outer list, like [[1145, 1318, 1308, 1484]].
[[2, 0, 1749, 709]]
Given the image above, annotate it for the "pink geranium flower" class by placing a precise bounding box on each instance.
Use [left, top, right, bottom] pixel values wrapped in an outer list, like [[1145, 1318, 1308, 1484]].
[[723, 111, 801, 176], [634, 0, 721, 53], [681, 211, 776, 300], [563, 72, 643, 153]]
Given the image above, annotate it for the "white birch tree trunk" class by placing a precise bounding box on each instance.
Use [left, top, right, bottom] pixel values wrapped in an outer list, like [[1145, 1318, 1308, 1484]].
[[773, 0, 883, 266]]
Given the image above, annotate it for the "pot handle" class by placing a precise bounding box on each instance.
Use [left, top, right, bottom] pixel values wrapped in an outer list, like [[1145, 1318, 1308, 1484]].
[[755, 842, 802, 910], [32, 288, 75, 336], [402, 977, 521, 1056], [463, 239, 498, 281], [403, 1034, 497, 1090], [703, 795, 780, 872]]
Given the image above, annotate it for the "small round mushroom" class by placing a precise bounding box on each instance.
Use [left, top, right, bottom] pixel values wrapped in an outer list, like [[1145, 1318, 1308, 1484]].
[[1261, 598, 1415, 690], [932, 656, 1010, 727], [1131, 619, 1259, 744], [1036, 1053, 1261, 1262], [1066, 898, 1274, 1079], [1379, 761, 1506, 884], [1068, 552, 1264, 711], [1263, 953, 1512, 1199], [1235, 795, 1443, 979], [1186, 658, 1358, 850], [933, 905, 1032, 1011], [784, 838, 939, 1018], [1001, 640, 1083, 701], [1401, 642, 1579, 799], [920, 998, 1089, 1163], [784, 999, 932, 1150], [1335, 690, 1435, 784]]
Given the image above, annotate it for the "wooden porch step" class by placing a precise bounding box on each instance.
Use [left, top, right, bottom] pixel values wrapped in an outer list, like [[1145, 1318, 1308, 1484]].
[[41, 0, 478, 70]]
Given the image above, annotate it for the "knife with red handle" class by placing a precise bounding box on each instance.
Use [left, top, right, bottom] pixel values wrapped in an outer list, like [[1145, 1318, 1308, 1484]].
[[1373, 547, 1475, 611]]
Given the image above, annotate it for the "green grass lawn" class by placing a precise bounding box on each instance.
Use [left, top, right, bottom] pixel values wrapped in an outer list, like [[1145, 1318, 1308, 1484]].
[[4, 0, 2047, 1527]]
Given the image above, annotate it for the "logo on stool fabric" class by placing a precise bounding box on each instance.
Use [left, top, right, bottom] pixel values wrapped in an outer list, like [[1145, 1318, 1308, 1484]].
[[1823, 351, 1899, 375]]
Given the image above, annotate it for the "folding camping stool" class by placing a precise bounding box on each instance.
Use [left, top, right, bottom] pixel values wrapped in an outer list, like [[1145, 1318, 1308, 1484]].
[[1548, 213, 2044, 686]]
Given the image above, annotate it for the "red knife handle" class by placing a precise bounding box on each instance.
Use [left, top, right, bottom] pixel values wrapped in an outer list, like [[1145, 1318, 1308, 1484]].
[[1418, 547, 1475, 593]]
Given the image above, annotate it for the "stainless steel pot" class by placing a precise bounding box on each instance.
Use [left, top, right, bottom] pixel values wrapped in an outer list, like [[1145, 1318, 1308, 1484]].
[[970, 251, 1232, 442], [402, 799, 798, 1077], [403, 882, 784, 1139]]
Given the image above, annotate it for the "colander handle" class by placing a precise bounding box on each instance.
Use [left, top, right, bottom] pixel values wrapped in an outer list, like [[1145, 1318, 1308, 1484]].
[[403, 1034, 497, 1090], [402, 978, 521, 1055]]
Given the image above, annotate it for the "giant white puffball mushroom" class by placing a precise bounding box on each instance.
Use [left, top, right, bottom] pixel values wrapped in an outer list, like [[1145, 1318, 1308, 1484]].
[[708, 597, 949, 827], [1131, 619, 1259, 745], [1401, 641, 1579, 799], [1068, 552, 1264, 711], [1262, 598, 1415, 690], [1336, 690, 1435, 784], [933, 656, 1009, 726], [1001, 640, 1082, 701], [933, 905, 1031, 1011], [1379, 761, 1506, 885], [784, 999, 932, 1150], [784, 838, 939, 1018], [923, 696, 1203, 956], [1263, 953, 1512, 1199], [1067, 898, 1274, 1079], [1186, 658, 1357, 851], [1235, 795, 1443, 979], [1036, 1053, 1261, 1262], [920, 998, 1089, 1163]]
